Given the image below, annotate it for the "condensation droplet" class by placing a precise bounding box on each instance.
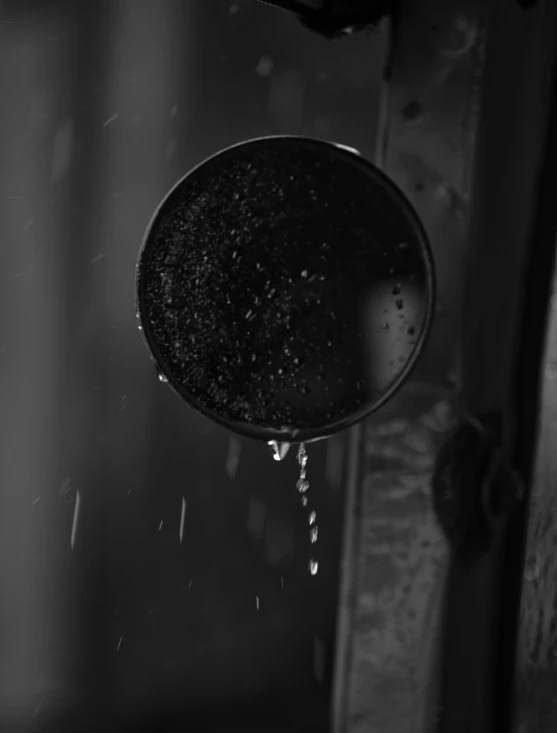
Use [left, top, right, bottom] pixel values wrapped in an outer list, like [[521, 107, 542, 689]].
[[309, 559, 318, 575]]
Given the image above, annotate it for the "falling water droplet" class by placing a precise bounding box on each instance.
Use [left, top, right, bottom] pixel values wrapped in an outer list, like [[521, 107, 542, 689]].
[[296, 445, 319, 569], [268, 440, 291, 461], [297, 444, 308, 466]]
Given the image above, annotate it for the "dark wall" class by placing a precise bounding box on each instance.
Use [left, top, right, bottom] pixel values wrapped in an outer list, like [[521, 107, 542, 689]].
[[0, 2, 385, 730]]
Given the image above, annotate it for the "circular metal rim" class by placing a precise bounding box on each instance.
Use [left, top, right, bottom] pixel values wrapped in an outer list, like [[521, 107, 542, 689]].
[[135, 134, 437, 443]]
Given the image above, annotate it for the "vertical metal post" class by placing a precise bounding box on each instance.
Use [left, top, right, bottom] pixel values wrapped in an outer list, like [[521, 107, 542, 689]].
[[332, 1, 488, 730]]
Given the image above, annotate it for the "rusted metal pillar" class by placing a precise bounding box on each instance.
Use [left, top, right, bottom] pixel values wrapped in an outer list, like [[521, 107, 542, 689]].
[[332, 0, 557, 731], [332, 1, 488, 731]]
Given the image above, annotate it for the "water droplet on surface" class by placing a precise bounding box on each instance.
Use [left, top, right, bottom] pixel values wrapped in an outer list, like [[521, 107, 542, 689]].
[[309, 559, 318, 575], [268, 440, 291, 461], [396, 299, 404, 310], [158, 372, 169, 383], [301, 386, 310, 395], [393, 283, 402, 295], [301, 270, 308, 278], [380, 322, 389, 330]]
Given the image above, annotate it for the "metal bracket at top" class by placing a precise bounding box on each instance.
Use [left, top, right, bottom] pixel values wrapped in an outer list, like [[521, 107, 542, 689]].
[[257, 0, 394, 39]]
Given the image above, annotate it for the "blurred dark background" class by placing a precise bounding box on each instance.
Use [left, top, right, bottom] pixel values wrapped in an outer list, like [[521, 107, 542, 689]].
[[0, 1, 386, 731]]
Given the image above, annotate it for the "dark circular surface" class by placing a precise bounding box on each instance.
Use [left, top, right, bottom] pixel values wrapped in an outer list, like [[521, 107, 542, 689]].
[[136, 135, 435, 442]]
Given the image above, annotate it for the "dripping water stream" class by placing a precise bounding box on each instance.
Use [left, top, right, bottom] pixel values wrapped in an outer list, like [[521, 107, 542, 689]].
[[268, 440, 291, 461], [297, 443, 318, 575], [268, 439, 319, 575]]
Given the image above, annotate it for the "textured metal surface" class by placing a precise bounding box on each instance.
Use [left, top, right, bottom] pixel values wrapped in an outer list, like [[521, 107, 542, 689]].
[[515, 266, 557, 732], [440, 0, 557, 730], [137, 136, 435, 443], [333, 0, 487, 730], [343, 397, 451, 732]]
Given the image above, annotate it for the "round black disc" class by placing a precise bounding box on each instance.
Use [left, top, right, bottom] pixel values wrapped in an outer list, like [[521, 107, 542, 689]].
[[135, 135, 435, 443]]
